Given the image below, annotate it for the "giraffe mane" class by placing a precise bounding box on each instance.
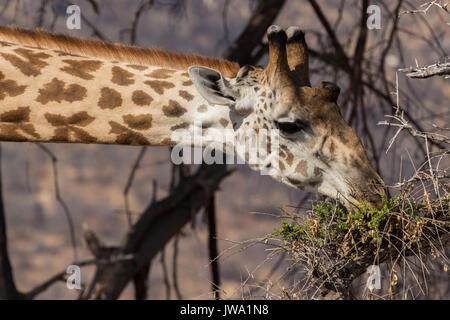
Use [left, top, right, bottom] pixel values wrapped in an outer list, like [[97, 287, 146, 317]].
[[0, 25, 240, 77]]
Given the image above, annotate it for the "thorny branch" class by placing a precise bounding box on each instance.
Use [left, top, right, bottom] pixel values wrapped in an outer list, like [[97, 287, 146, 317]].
[[379, 116, 450, 147], [399, 1, 449, 16], [378, 72, 450, 151], [399, 62, 450, 79]]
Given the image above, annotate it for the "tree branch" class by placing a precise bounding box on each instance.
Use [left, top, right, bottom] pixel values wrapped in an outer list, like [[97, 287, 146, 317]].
[[96, 164, 232, 299], [399, 62, 450, 79], [206, 194, 220, 299], [223, 0, 286, 64]]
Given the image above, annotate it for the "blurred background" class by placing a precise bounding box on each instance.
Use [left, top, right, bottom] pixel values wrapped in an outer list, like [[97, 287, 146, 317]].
[[0, 0, 448, 299]]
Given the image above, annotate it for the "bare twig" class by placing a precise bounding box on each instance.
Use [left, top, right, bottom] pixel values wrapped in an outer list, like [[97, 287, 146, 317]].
[[123, 146, 147, 227], [172, 233, 182, 299], [160, 248, 171, 299], [36, 143, 78, 262], [206, 194, 221, 299]]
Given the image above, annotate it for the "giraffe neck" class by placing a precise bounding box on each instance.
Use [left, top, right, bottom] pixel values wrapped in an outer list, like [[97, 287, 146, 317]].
[[0, 31, 237, 147]]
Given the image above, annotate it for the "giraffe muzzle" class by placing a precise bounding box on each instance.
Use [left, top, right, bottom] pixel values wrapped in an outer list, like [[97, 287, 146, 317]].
[[350, 175, 387, 210]]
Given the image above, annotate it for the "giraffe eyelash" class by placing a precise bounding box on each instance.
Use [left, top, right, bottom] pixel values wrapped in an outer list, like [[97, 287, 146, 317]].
[[274, 119, 308, 134]]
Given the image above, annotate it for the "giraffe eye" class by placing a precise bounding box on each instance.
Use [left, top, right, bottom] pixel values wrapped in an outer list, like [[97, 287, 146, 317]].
[[275, 120, 307, 134]]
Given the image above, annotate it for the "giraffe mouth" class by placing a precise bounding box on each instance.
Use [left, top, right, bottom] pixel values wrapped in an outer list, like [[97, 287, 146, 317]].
[[345, 188, 386, 210]]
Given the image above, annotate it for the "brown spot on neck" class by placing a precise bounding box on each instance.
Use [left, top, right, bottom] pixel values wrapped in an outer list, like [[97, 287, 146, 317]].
[[109, 121, 149, 145], [45, 111, 95, 127], [145, 80, 175, 95], [132, 90, 153, 106], [179, 90, 194, 101], [60, 59, 102, 80], [0, 106, 30, 122], [162, 100, 187, 117], [0, 47, 50, 77], [44, 111, 96, 142], [123, 114, 153, 130], [98, 87, 122, 109], [0, 71, 27, 100], [0, 122, 40, 141], [111, 66, 135, 86], [36, 78, 87, 104]]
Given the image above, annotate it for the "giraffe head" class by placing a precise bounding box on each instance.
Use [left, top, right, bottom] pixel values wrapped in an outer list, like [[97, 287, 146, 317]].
[[189, 25, 385, 209]]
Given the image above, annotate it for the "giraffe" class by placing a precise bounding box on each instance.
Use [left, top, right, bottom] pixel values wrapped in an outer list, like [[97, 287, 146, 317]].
[[0, 25, 385, 209]]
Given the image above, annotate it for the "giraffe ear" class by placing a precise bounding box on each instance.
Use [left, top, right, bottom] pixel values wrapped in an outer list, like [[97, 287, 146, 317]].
[[188, 66, 237, 106]]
